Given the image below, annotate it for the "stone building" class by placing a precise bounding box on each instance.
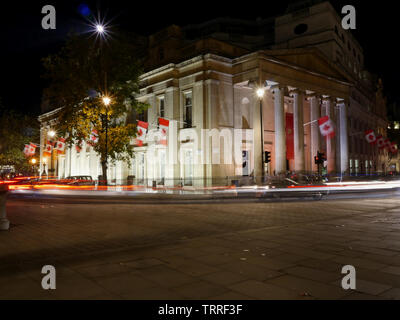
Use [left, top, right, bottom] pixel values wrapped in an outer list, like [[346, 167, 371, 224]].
[[39, 0, 389, 186]]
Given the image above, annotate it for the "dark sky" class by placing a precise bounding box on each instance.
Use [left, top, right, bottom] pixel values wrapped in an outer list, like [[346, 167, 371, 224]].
[[0, 0, 398, 116]]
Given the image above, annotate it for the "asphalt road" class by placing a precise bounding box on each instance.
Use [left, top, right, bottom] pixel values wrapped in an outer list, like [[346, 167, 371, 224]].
[[1, 193, 400, 299]]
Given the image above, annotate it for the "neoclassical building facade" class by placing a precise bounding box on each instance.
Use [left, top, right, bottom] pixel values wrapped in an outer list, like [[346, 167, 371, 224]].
[[39, 1, 389, 186]]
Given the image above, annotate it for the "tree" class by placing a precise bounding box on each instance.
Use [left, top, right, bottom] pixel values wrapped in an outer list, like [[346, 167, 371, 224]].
[[0, 100, 40, 175], [42, 29, 148, 184]]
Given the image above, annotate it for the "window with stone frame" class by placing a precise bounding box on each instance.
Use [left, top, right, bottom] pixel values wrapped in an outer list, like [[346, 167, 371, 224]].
[[158, 96, 165, 118], [183, 92, 193, 128]]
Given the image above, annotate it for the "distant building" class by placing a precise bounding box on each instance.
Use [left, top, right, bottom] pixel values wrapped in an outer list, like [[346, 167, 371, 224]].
[[39, 1, 389, 185]]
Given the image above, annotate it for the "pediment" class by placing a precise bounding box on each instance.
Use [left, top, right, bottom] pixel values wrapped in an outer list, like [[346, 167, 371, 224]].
[[264, 48, 351, 83]]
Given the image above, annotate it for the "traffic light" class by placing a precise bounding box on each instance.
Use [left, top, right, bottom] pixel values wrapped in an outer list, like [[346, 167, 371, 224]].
[[264, 151, 271, 163], [315, 151, 326, 165]]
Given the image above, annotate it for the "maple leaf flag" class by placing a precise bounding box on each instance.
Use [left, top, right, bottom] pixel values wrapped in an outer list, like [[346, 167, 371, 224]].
[[90, 130, 99, 144], [158, 118, 169, 145], [134, 121, 148, 146], [390, 143, 398, 154], [55, 138, 66, 154], [28, 143, 37, 156], [376, 136, 385, 149], [43, 142, 53, 157], [318, 116, 335, 138], [365, 130, 377, 144]]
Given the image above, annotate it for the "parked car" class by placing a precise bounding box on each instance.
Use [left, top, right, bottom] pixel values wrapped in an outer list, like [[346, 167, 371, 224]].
[[64, 176, 95, 186]]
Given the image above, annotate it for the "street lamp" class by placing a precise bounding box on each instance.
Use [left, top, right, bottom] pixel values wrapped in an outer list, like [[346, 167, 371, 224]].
[[256, 87, 266, 182], [42, 157, 47, 178], [102, 96, 111, 106], [48, 130, 56, 138], [96, 24, 105, 34], [102, 96, 111, 185], [30, 158, 37, 176]]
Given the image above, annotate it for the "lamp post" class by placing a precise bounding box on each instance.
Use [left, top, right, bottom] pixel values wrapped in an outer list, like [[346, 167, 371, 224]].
[[30, 158, 37, 176], [102, 96, 111, 185], [256, 87, 265, 182], [42, 157, 47, 179]]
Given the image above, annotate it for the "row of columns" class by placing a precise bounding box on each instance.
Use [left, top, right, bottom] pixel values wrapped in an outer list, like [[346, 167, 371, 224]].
[[258, 85, 349, 176]]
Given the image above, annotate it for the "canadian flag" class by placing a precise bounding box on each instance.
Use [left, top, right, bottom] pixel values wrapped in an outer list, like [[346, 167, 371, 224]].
[[376, 136, 385, 149], [24, 143, 37, 156], [90, 130, 99, 144], [134, 121, 148, 147], [55, 138, 66, 154], [390, 143, 398, 154], [28, 143, 37, 156], [318, 116, 335, 138], [43, 141, 53, 157], [158, 118, 169, 145], [365, 130, 377, 144]]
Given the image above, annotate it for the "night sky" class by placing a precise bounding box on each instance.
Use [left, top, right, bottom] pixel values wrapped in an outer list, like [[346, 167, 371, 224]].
[[0, 0, 398, 117]]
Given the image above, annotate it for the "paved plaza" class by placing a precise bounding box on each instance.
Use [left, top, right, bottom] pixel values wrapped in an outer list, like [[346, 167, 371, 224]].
[[1, 196, 400, 299]]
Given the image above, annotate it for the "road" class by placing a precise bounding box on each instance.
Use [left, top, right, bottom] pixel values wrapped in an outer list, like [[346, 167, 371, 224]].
[[1, 193, 400, 299]]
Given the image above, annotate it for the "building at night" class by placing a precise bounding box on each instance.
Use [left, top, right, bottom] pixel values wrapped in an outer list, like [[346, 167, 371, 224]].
[[39, 0, 389, 186]]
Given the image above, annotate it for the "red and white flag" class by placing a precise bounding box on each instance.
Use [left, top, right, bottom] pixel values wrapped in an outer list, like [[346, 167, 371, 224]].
[[134, 121, 148, 147], [158, 118, 169, 145], [376, 136, 385, 149], [390, 143, 398, 154], [28, 143, 37, 156], [55, 138, 66, 154], [90, 130, 99, 144], [318, 116, 335, 138], [365, 130, 377, 144], [43, 141, 53, 157]]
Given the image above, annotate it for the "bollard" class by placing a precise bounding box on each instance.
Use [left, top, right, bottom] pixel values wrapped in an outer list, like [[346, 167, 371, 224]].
[[0, 184, 9, 231]]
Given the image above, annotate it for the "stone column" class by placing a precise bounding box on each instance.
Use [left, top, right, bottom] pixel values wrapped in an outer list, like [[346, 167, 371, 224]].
[[338, 100, 349, 174], [273, 86, 286, 175], [310, 96, 320, 172], [292, 90, 305, 172], [324, 98, 336, 174]]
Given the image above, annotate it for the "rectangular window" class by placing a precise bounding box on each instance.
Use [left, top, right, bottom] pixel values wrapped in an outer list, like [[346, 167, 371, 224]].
[[158, 97, 165, 118], [183, 92, 193, 128]]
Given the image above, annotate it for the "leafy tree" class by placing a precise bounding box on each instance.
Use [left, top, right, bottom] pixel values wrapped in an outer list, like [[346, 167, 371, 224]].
[[42, 30, 148, 184], [0, 100, 40, 175]]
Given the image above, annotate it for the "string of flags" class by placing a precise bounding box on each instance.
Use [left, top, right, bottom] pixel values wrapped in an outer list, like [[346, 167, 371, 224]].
[[364, 130, 397, 153], [317, 116, 398, 154]]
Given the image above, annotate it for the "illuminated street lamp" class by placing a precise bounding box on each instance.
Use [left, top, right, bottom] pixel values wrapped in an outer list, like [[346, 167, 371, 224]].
[[256, 87, 266, 181], [102, 96, 111, 185], [30, 158, 37, 176], [102, 96, 111, 106], [96, 24, 105, 34], [256, 88, 265, 99], [42, 157, 47, 178], [48, 130, 56, 138]]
